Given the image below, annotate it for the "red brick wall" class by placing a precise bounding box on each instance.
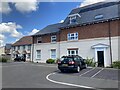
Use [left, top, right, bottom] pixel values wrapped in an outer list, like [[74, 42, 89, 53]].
[[33, 20, 119, 44], [60, 20, 119, 41]]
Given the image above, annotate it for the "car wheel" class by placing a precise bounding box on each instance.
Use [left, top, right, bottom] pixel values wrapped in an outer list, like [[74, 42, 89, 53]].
[[85, 64, 87, 69], [76, 66, 80, 73]]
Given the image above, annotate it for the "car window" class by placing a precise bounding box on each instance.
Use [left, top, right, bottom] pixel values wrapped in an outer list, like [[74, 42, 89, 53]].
[[60, 57, 73, 61], [74, 57, 80, 61]]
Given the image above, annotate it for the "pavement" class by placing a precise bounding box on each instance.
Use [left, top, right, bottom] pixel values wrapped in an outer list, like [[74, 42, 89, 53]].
[[1, 62, 120, 90]]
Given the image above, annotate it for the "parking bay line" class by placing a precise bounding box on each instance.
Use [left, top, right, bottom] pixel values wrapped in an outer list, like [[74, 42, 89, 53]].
[[46, 72, 96, 89], [79, 68, 96, 77], [91, 68, 104, 78]]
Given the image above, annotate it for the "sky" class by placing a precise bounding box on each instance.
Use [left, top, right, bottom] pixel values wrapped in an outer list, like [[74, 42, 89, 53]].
[[0, 0, 118, 46]]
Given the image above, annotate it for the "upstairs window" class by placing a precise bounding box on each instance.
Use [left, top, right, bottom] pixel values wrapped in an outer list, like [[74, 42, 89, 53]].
[[18, 46, 20, 50], [13, 47, 15, 51], [51, 35, 57, 43], [67, 32, 78, 41], [95, 14, 103, 20], [68, 13, 80, 24], [37, 37, 42, 43], [27, 45, 31, 51], [23, 45, 25, 50], [70, 16, 76, 24]]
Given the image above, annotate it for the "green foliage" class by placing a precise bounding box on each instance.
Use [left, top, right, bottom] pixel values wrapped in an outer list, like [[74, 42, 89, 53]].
[[85, 57, 96, 67], [0, 57, 9, 63], [112, 61, 120, 69], [46, 59, 55, 64]]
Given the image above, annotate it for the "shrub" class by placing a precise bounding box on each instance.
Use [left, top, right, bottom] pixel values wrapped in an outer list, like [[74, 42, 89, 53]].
[[85, 57, 96, 67], [46, 59, 55, 64], [0, 57, 9, 63], [112, 61, 120, 69]]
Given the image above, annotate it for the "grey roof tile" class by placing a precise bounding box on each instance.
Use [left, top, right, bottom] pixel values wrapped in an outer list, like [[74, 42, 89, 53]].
[[34, 23, 63, 36]]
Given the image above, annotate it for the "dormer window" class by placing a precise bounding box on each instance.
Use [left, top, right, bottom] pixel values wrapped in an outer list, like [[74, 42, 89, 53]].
[[70, 16, 76, 24], [68, 13, 81, 24], [95, 14, 103, 20], [37, 37, 42, 43]]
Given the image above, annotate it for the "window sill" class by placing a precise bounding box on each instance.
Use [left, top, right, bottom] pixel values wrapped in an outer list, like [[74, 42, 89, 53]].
[[67, 40, 79, 42], [51, 42, 57, 44], [36, 59, 41, 60]]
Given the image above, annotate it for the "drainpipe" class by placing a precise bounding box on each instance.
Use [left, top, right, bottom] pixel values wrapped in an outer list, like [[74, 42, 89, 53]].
[[108, 20, 113, 67], [58, 31, 60, 59], [32, 36, 34, 63]]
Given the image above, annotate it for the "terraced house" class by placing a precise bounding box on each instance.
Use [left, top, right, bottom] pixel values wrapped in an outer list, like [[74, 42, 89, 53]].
[[12, 36, 33, 62], [32, 2, 120, 67]]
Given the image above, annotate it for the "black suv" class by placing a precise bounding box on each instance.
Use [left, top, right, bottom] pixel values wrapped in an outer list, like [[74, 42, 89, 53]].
[[58, 55, 87, 73]]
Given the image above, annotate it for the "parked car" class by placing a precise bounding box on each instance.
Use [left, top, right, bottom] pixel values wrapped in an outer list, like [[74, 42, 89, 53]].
[[58, 55, 87, 73], [14, 56, 26, 62]]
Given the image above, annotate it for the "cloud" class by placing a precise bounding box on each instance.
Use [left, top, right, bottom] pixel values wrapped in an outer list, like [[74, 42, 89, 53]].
[[0, 0, 39, 14], [59, 20, 64, 23], [13, 0, 39, 13], [0, 22, 23, 46], [28, 29, 39, 35], [0, 22, 23, 38], [80, 0, 119, 7], [0, 2, 12, 14]]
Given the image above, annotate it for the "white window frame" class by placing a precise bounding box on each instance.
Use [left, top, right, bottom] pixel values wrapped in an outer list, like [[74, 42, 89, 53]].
[[50, 49, 56, 59], [67, 49, 78, 56], [18, 46, 20, 50], [51, 35, 57, 43], [37, 37, 42, 43], [70, 16, 76, 24], [27, 53, 31, 59], [36, 50, 41, 60], [67, 32, 78, 41], [23, 45, 25, 50]]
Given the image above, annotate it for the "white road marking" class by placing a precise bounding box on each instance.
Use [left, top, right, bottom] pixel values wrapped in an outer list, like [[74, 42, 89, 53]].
[[79, 68, 95, 76], [91, 68, 104, 78], [46, 72, 95, 89], [31, 64, 57, 68]]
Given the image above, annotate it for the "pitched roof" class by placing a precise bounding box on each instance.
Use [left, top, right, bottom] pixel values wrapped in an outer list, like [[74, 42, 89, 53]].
[[33, 1, 120, 36], [34, 23, 63, 36], [64, 1, 120, 26], [12, 36, 32, 46]]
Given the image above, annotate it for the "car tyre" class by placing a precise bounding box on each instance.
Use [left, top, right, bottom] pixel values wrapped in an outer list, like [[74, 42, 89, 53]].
[[76, 66, 80, 73], [85, 64, 87, 69]]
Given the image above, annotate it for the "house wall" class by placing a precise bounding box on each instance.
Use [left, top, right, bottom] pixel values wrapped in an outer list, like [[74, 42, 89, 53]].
[[33, 19, 119, 67], [0, 46, 5, 56], [33, 36, 119, 67]]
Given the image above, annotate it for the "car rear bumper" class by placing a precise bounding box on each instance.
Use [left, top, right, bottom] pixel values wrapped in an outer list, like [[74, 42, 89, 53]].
[[58, 65, 77, 71]]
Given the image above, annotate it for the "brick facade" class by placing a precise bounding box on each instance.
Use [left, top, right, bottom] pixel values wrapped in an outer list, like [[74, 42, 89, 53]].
[[33, 20, 119, 44]]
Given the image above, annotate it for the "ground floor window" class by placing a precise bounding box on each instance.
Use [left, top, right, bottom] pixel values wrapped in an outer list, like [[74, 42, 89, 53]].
[[27, 53, 31, 59], [36, 50, 41, 59], [67, 49, 78, 56], [51, 49, 56, 59]]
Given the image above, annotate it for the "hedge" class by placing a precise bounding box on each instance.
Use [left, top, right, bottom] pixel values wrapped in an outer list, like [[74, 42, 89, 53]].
[[112, 61, 120, 69], [0, 57, 9, 63], [46, 59, 55, 64]]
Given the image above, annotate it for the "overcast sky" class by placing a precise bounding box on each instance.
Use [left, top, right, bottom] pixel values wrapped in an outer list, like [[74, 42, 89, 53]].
[[0, 0, 119, 46]]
